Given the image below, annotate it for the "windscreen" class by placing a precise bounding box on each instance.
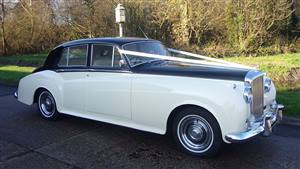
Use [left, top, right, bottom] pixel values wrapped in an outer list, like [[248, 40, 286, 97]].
[[122, 41, 169, 66]]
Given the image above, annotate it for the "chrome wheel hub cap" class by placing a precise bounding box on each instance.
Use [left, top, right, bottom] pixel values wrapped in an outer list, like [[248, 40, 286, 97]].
[[39, 91, 55, 117], [177, 115, 214, 153], [188, 125, 204, 142]]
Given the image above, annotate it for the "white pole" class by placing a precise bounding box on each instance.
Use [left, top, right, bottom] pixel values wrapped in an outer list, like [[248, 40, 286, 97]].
[[119, 23, 123, 37], [115, 3, 125, 37]]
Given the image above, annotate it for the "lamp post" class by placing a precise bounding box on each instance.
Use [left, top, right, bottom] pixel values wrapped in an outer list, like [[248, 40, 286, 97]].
[[115, 3, 125, 37]]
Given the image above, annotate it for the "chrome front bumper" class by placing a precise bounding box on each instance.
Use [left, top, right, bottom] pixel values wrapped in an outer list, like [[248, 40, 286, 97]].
[[225, 103, 284, 143]]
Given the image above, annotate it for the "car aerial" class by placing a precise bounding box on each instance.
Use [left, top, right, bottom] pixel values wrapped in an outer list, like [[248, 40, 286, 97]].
[[15, 37, 284, 157]]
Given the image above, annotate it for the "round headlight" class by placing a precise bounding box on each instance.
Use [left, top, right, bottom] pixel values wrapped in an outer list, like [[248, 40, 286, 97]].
[[264, 77, 272, 93], [243, 82, 252, 103]]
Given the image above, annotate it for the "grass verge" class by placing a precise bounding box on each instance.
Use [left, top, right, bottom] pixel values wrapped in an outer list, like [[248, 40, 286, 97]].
[[226, 53, 300, 82], [0, 65, 35, 85], [277, 87, 300, 117], [0, 53, 47, 67]]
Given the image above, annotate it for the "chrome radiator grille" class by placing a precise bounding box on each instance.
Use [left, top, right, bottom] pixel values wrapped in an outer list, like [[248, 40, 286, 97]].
[[251, 75, 264, 119]]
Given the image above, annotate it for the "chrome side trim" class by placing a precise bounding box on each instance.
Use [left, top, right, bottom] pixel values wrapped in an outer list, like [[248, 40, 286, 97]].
[[55, 68, 131, 73], [225, 103, 284, 143]]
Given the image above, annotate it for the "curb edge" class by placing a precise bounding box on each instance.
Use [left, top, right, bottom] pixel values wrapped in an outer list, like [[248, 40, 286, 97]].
[[280, 116, 300, 127]]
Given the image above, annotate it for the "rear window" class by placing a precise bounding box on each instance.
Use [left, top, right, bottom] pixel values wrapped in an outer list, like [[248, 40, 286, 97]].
[[58, 45, 88, 67]]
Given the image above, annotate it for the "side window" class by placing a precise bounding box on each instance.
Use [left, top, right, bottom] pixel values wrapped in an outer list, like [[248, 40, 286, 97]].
[[58, 48, 68, 66], [58, 45, 88, 67], [91, 44, 122, 68], [68, 45, 88, 66]]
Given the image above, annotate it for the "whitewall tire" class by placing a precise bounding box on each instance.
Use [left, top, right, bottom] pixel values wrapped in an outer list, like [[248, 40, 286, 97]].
[[38, 90, 60, 120], [172, 107, 222, 157]]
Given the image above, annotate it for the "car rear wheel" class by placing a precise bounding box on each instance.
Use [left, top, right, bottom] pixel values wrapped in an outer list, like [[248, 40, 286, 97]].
[[38, 90, 59, 120], [172, 107, 222, 157]]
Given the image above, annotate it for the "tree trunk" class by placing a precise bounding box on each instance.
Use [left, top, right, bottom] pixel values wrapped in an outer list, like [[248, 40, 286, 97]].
[[293, 0, 300, 30], [29, 0, 35, 47], [0, 0, 6, 55], [180, 0, 189, 46]]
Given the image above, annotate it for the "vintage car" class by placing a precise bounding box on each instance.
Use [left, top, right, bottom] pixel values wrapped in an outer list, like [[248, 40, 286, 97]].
[[15, 37, 284, 157]]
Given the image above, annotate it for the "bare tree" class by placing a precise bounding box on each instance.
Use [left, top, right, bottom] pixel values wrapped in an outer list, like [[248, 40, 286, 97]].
[[83, 0, 96, 38], [19, 0, 35, 46], [0, 0, 7, 55], [226, 0, 294, 54], [0, 0, 296, 56]]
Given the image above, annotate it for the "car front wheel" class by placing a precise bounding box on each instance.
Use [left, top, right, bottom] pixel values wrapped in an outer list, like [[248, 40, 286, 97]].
[[38, 90, 60, 120], [172, 107, 222, 157]]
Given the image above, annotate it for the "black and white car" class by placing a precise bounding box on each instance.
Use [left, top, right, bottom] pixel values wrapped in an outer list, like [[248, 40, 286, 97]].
[[15, 37, 284, 157]]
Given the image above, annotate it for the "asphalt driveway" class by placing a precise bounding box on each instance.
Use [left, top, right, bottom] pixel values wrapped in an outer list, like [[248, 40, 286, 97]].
[[0, 85, 299, 169]]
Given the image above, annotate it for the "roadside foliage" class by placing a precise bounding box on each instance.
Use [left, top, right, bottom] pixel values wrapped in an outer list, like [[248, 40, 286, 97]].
[[0, 0, 298, 57], [0, 0, 299, 117]]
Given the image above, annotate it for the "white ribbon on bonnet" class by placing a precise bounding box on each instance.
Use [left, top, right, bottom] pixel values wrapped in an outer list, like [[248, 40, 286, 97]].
[[118, 48, 255, 70]]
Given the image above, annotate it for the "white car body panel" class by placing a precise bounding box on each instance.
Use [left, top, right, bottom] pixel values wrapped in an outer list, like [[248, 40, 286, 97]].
[[60, 72, 86, 114], [85, 71, 131, 119], [17, 70, 276, 143]]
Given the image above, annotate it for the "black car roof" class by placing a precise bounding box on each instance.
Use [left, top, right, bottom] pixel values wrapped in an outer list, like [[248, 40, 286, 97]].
[[57, 37, 159, 48]]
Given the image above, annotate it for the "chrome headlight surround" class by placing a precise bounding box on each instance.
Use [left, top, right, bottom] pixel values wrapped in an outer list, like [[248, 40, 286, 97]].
[[264, 76, 272, 93], [243, 82, 253, 103]]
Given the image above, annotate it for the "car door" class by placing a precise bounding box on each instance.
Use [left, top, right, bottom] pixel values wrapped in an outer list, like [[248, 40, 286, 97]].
[[85, 44, 131, 119], [56, 44, 88, 114]]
